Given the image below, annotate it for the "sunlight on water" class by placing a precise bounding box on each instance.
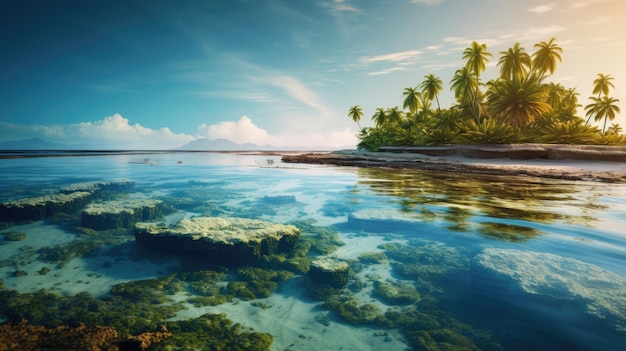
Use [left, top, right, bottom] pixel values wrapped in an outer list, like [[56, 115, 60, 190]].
[[1, 152, 625, 350]]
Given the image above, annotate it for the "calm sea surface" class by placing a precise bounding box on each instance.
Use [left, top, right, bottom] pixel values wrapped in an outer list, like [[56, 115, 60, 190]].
[[1, 152, 625, 350]]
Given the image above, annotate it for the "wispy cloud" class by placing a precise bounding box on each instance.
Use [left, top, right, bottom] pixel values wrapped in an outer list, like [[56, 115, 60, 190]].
[[361, 50, 421, 63], [529, 3, 555, 14], [322, 0, 360, 13], [368, 67, 406, 76], [582, 16, 611, 25], [266, 75, 330, 115], [409, 0, 443, 5]]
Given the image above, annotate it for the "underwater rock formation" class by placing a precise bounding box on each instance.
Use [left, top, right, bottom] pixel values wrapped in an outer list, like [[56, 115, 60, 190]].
[[134, 216, 300, 264], [60, 179, 135, 196], [347, 209, 437, 234], [82, 199, 164, 230], [474, 248, 626, 331], [0, 192, 93, 221], [309, 257, 350, 288], [0, 179, 135, 221]]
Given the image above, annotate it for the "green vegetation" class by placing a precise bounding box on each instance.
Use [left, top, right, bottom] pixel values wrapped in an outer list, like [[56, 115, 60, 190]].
[[349, 38, 623, 150]]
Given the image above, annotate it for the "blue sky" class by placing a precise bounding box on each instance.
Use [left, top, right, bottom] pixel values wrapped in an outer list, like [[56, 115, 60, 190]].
[[1, 0, 625, 148]]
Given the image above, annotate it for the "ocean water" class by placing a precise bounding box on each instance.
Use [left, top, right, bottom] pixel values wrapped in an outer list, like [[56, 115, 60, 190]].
[[0, 151, 625, 350]]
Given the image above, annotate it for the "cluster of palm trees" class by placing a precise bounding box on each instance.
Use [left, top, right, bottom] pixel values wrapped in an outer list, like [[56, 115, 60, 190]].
[[348, 38, 623, 151]]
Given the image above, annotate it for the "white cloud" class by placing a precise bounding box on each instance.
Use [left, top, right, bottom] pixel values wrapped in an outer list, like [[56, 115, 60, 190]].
[[199, 116, 269, 145], [0, 114, 195, 149], [198, 116, 357, 147], [529, 4, 555, 14]]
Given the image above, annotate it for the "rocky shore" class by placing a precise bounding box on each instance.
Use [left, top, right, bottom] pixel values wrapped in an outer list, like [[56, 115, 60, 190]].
[[281, 144, 626, 183]]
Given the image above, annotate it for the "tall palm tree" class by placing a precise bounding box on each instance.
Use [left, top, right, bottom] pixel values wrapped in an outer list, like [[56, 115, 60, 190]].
[[498, 42, 531, 83], [462, 41, 492, 124], [450, 67, 479, 121], [463, 41, 492, 77], [372, 107, 387, 128], [402, 87, 422, 115], [532, 37, 562, 80], [586, 73, 616, 125], [487, 74, 551, 128], [585, 96, 621, 132], [348, 105, 363, 129], [420, 74, 443, 118]]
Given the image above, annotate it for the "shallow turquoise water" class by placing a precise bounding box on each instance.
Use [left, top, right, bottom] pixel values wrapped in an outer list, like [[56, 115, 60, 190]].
[[1, 152, 625, 350]]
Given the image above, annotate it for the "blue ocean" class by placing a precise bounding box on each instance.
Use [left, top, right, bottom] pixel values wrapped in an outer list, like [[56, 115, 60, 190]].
[[1, 151, 625, 350]]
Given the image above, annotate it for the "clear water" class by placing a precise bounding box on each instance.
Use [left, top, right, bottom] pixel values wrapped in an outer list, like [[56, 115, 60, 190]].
[[1, 152, 625, 350]]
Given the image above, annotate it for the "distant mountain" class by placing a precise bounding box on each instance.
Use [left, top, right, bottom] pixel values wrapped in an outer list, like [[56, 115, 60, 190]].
[[177, 138, 346, 151], [0, 138, 75, 150]]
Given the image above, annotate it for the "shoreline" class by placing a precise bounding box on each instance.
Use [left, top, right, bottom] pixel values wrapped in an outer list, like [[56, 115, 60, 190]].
[[281, 145, 626, 183]]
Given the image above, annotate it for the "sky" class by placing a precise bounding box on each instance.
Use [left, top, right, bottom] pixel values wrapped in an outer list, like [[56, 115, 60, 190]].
[[1, 0, 625, 149]]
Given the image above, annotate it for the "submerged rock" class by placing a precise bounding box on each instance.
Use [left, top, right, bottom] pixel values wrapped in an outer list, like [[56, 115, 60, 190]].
[[82, 199, 164, 230], [134, 216, 300, 264], [309, 257, 350, 288], [474, 248, 626, 331], [0, 179, 135, 222], [59, 179, 135, 196], [0, 192, 93, 221]]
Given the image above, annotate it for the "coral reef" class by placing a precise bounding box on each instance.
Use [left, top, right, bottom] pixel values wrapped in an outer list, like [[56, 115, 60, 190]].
[[0, 320, 171, 351], [134, 216, 300, 264]]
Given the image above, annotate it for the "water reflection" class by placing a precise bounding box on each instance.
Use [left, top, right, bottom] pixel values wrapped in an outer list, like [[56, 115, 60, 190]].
[[355, 168, 606, 241]]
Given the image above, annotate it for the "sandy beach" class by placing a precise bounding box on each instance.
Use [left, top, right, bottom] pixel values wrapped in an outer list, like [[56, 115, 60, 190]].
[[281, 144, 626, 183]]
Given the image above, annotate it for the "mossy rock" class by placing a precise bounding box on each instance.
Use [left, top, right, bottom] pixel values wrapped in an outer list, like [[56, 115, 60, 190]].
[[323, 295, 379, 324], [1, 231, 27, 242], [358, 251, 387, 264], [153, 313, 273, 351], [373, 281, 420, 305]]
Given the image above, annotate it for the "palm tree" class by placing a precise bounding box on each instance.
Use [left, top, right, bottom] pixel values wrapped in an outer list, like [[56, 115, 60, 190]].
[[607, 123, 623, 135], [402, 87, 422, 115], [532, 37, 562, 80], [487, 74, 551, 128], [462, 41, 492, 124], [385, 107, 404, 125], [420, 74, 443, 118], [450, 67, 479, 121], [348, 105, 363, 129], [585, 96, 621, 132], [372, 107, 387, 128], [498, 42, 531, 83], [463, 41, 492, 77], [592, 73, 615, 97], [585, 73, 616, 125]]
